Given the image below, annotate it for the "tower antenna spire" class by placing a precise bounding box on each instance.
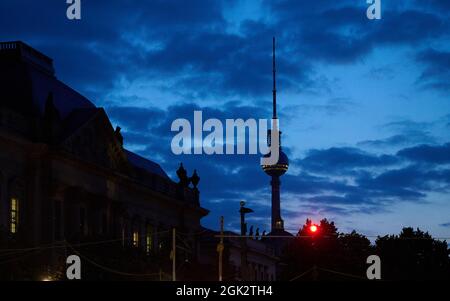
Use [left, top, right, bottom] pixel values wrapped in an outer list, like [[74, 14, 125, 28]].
[[263, 37, 289, 236], [272, 36, 277, 120]]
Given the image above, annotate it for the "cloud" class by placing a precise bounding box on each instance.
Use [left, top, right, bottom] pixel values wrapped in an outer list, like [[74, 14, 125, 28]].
[[357, 165, 449, 198], [2, 0, 449, 102], [414, 0, 450, 13], [416, 48, 450, 92], [0, 0, 230, 99], [268, 1, 449, 64], [287, 98, 355, 117], [298, 147, 397, 173], [365, 66, 396, 81], [107, 106, 165, 131], [358, 133, 437, 149], [398, 143, 450, 164], [358, 119, 440, 149]]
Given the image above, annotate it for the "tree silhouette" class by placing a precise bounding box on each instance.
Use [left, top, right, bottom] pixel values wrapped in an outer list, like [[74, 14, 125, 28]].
[[283, 220, 450, 280], [282, 218, 371, 280], [375, 227, 450, 280]]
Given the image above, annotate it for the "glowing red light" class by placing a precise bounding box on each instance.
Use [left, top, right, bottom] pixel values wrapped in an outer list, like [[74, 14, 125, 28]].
[[310, 225, 318, 233]]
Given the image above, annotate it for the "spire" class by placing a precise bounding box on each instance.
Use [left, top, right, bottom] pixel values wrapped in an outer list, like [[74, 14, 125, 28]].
[[272, 36, 277, 120]]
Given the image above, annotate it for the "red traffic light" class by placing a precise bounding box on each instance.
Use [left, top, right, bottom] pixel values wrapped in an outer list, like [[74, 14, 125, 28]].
[[309, 225, 318, 233]]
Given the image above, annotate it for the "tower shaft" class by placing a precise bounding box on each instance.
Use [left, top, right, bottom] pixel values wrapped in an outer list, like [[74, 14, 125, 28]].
[[271, 175, 284, 232]]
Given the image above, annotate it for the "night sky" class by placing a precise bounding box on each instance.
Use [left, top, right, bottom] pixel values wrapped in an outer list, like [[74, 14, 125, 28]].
[[1, 1, 449, 238]]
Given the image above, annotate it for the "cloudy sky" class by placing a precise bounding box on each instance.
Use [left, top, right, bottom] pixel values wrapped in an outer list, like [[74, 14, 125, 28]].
[[1, 0, 449, 238]]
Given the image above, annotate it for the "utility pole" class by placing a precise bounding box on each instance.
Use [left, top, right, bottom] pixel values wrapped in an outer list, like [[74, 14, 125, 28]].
[[239, 201, 253, 280], [217, 216, 224, 281], [172, 228, 176, 281]]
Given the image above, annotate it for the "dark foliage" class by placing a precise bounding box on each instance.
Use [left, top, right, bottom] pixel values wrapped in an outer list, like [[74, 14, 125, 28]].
[[375, 227, 450, 280], [282, 219, 450, 280]]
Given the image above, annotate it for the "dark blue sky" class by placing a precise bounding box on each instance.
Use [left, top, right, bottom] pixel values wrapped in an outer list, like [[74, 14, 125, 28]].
[[1, 0, 449, 237]]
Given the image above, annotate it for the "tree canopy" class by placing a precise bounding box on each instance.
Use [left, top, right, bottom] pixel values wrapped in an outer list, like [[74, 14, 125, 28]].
[[282, 219, 449, 280]]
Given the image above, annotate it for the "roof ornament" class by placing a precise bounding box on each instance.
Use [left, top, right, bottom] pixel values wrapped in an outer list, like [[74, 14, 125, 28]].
[[176, 163, 189, 187], [190, 169, 200, 188], [115, 126, 123, 146]]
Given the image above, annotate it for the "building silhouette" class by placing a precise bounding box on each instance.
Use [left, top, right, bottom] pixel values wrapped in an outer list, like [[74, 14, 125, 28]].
[[0, 41, 208, 280]]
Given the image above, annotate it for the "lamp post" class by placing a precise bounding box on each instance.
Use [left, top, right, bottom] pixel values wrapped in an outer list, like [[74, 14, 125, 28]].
[[239, 201, 253, 280]]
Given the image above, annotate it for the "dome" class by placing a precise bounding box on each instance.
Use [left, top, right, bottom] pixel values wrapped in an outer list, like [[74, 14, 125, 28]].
[[261, 149, 289, 176]]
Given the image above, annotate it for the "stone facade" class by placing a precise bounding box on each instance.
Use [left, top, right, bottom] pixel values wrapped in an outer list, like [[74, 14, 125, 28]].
[[0, 41, 208, 280]]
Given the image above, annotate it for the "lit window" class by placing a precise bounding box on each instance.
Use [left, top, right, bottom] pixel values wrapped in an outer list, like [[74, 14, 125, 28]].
[[10, 198, 19, 233], [133, 231, 139, 247], [146, 224, 153, 254]]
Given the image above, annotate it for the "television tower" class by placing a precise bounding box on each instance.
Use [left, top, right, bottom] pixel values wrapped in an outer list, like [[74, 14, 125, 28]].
[[261, 37, 289, 234]]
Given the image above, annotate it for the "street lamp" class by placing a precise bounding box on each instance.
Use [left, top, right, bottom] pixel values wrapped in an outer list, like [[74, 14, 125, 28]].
[[239, 201, 253, 280]]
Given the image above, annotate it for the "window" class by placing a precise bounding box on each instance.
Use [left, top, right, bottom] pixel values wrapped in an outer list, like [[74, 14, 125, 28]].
[[132, 230, 139, 247], [146, 224, 153, 254], [10, 198, 19, 234]]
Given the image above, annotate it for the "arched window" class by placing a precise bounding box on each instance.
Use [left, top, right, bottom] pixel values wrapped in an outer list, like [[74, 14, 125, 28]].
[[146, 223, 153, 254], [133, 229, 139, 247], [10, 197, 18, 234], [121, 214, 130, 247], [120, 216, 125, 247], [132, 218, 140, 248], [8, 178, 23, 235]]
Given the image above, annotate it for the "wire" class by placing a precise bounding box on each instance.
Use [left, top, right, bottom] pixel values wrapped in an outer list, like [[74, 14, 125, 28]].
[[0, 240, 66, 257], [289, 266, 314, 281], [0, 247, 45, 265], [318, 267, 367, 280], [176, 228, 210, 236], [65, 242, 163, 278], [0, 229, 171, 253]]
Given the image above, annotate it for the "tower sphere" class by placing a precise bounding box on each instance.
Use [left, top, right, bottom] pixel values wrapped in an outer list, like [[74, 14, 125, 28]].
[[261, 149, 289, 177]]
